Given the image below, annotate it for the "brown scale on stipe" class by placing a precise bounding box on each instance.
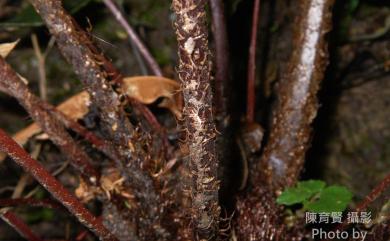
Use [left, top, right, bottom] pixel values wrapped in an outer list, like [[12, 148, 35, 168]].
[[172, 0, 220, 240]]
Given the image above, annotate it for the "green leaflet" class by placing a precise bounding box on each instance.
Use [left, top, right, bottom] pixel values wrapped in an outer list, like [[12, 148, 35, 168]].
[[276, 180, 352, 213]]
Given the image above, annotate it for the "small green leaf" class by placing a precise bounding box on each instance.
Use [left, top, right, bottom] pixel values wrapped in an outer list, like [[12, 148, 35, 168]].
[[26, 208, 55, 223], [306, 186, 353, 213], [277, 179, 326, 206], [276, 187, 312, 205], [298, 180, 326, 195], [348, 0, 360, 13]]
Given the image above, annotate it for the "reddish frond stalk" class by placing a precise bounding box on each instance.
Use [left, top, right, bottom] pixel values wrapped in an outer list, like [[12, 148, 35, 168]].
[[337, 172, 390, 231], [0, 128, 118, 241], [102, 0, 163, 76], [1, 211, 43, 241], [173, 0, 220, 239], [0, 57, 99, 184], [246, 0, 261, 123], [356, 172, 390, 212], [257, 0, 335, 189]]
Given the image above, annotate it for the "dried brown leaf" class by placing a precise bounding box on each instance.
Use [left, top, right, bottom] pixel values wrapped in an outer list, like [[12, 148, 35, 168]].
[[13, 91, 90, 146], [122, 76, 183, 118], [0, 40, 19, 58], [75, 167, 133, 203], [0, 76, 182, 161], [0, 92, 90, 162]]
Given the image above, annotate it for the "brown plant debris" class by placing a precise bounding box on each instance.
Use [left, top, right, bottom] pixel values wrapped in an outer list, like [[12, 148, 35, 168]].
[[0, 40, 20, 58], [0, 76, 181, 161]]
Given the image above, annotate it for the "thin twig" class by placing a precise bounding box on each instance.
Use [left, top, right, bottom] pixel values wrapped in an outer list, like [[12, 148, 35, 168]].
[[246, 0, 261, 123], [355, 172, 390, 212], [335, 172, 390, 233], [129, 38, 149, 75], [102, 0, 163, 76], [31, 34, 48, 100], [173, 0, 220, 239], [0, 128, 118, 241], [0, 198, 64, 210], [1, 211, 43, 241], [0, 57, 99, 184], [12, 173, 30, 198]]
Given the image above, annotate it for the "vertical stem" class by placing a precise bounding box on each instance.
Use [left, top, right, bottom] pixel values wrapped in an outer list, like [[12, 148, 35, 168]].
[[246, 0, 261, 123], [102, 0, 163, 76], [209, 0, 230, 122], [172, 0, 220, 239], [257, 0, 335, 188], [1, 211, 43, 241], [0, 128, 117, 241]]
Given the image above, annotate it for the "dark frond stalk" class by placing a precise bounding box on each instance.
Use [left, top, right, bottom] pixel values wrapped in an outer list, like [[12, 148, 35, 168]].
[[172, 0, 220, 239], [1, 211, 43, 241], [209, 0, 230, 122], [209, 1, 235, 231], [0, 57, 99, 184], [0, 129, 118, 241], [246, 0, 261, 123], [234, 0, 335, 240], [102, 0, 163, 76], [27, 0, 134, 158], [257, 0, 335, 189], [28, 0, 166, 238]]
